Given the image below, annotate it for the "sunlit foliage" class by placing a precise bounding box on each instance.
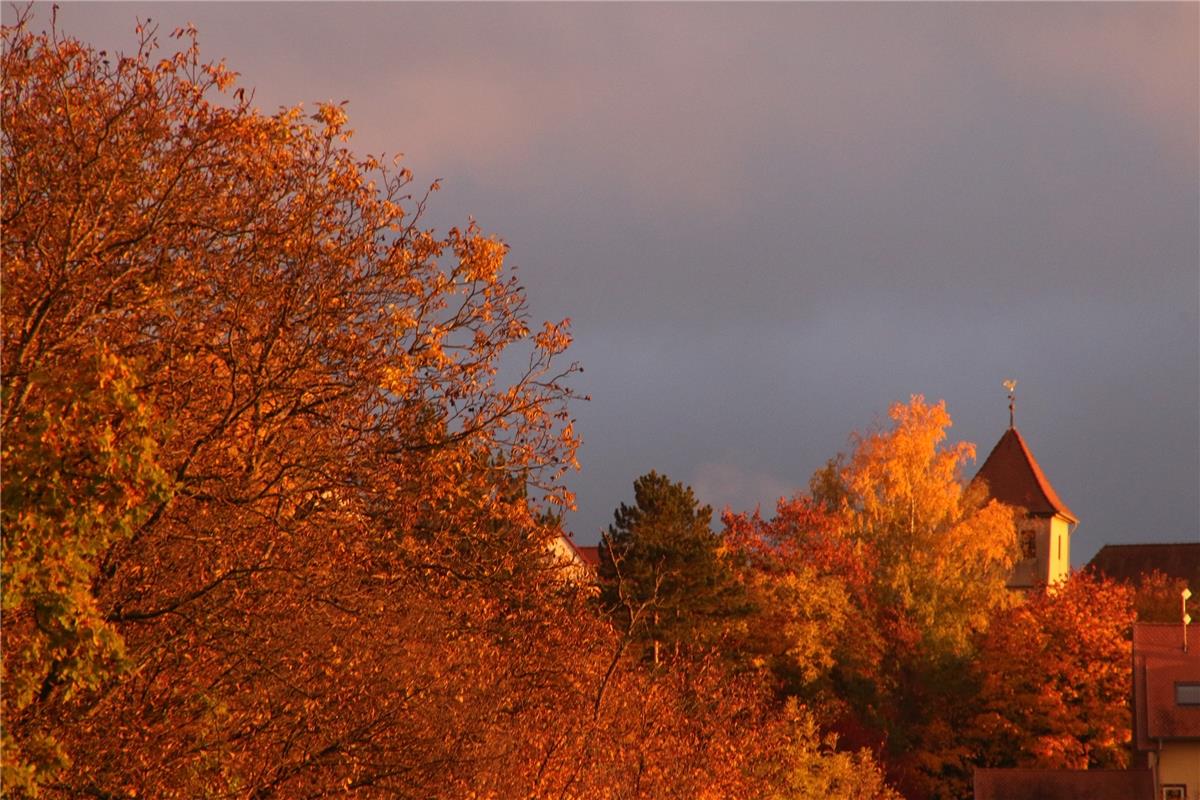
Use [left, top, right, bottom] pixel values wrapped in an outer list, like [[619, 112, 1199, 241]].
[[1, 16, 909, 798], [1, 15, 585, 795], [839, 396, 1019, 657], [725, 398, 1026, 799], [968, 572, 1134, 770], [724, 497, 877, 697]]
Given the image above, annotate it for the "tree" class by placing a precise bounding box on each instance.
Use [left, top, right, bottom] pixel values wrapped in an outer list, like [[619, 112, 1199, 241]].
[[599, 471, 742, 664], [735, 398, 1018, 799], [1, 346, 173, 791], [1127, 569, 1193, 623], [763, 700, 903, 800], [3, 17, 895, 798], [968, 572, 1134, 770], [831, 398, 1021, 798], [838, 396, 1019, 657], [723, 497, 882, 701], [2, 16, 583, 795]]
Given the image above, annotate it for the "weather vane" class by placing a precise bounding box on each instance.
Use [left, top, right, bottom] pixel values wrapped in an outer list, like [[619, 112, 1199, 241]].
[[1003, 379, 1017, 429]]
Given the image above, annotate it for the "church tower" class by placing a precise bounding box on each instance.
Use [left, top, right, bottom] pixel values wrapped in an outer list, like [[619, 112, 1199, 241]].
[[972, 394, 1077, 589]]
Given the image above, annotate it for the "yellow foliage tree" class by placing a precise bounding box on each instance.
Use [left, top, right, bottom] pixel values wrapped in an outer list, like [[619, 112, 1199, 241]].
[[1, 347, 172, 790], [795, 397, 1021, 799], [841, 395, 1018, 656], [765, 700, 903, 800]]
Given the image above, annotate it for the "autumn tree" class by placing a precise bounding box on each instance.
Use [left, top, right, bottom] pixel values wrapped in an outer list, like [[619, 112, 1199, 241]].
[[599, 471, 742, 664], [0, 16, 902, 798], [968, 572, 1135, 771], [837, 396, 1019, 656], [2, 15, 583, 796], [722, 497, 883, 704], [762, 700, 904, 800], [545, 639, 900, 799], [721, 398, 1021, 798]]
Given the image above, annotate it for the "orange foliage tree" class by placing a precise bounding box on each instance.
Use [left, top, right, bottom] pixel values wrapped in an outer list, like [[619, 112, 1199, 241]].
[[723, 497, 885, 716], [725, 397, 1020, 800], [967, 572, 1135, 771], [1, 15, 586, 795], [2, 16, 903, 799]]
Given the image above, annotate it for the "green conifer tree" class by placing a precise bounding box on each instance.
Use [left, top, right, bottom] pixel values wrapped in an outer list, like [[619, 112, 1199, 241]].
[[598, 471, 742, 663]]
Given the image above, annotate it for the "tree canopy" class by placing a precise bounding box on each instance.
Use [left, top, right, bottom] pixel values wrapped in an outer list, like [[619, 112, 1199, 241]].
[[1, 16, 580, 795], [599, 471, 742, 663], [1, 17, 901, 799], [725, 398, 1040, 799], [3, 15, 1141, 800], [838, 397, 1019, 656], [968, 572, 1134, 771]]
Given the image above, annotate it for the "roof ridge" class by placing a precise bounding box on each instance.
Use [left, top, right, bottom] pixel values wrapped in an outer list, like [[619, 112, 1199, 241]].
[[1007, 428, 1077, 523], [973, 427, 1077, 523]]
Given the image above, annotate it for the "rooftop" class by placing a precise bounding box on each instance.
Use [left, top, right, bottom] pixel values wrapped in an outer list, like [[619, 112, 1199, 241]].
[[973, 767, 1153, 800], [972, 427, 1077, 523], [575, 545, 601, 569], [1132, 622, 1200, 749], [1087, 543, 1200, 587]]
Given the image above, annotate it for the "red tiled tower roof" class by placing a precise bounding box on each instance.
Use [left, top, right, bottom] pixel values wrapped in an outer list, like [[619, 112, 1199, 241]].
[[972, 427, 1077, 523]]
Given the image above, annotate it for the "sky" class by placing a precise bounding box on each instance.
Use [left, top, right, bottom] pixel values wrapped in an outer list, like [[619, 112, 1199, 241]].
[[21, 2, 1199, 566]]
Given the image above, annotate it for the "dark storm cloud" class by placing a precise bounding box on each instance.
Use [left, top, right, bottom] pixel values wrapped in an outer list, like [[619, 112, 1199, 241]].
[[31, 2, 1199, 563]]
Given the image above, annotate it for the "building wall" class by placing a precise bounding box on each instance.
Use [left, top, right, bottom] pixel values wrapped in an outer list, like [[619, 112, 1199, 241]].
[[1154, 743, 1200, 800], [1046, 515, 1071, 585], [548, 534, 598, 587], [1008, 514, 1071, 589]]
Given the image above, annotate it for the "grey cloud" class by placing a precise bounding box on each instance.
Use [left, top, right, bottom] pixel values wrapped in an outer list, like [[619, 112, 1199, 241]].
[[30, 2, 1200, 563]]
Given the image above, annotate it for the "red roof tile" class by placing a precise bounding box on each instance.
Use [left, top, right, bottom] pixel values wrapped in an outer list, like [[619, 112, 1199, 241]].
[[973, 428, 1077, 523], [1087, 543, 1200, 587], [973, 768, 1154, 800], [557, 536, 601, 570], [1132, 623, 1200, 749], [575, 545, 601, 568]]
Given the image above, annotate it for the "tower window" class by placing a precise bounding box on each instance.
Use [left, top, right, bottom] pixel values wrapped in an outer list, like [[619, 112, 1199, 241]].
[[1177, 683, 1200, 705], [1019, 529, 1036, 560]]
